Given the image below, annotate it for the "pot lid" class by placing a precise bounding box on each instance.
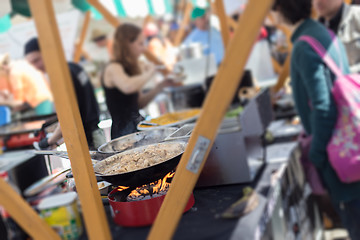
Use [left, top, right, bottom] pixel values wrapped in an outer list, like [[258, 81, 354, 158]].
[[38, 192, 77, 210]]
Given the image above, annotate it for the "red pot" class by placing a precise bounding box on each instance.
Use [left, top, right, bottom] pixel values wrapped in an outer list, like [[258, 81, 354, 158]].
[[108, 189, 195, 227]]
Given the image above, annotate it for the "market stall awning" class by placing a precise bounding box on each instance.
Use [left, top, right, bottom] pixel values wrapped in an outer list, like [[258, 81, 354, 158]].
[[3, 0, 173, 31], [9, 0, 172, 18], [0, 14, 11, 33]]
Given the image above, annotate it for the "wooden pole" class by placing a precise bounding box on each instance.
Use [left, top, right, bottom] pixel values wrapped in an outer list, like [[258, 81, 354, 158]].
[[267, 13, 292, 48], [73, 11, 91, 63], [0, 179, 60, 240], [272, 53, 291, 93], [214, 0, 230, 48], [87, 0, 120, 27], [174, 1, 192, 46], [148, 0, 275, 239], [28, 1, 111, 240], [81, 48, 92, 61], [271, 56, 282, 74], [266, 12, 292, 89]]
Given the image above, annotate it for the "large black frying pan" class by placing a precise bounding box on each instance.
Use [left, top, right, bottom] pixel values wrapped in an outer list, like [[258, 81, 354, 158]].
[[97, 128, 178, 154], [93, 141, 187, 187]]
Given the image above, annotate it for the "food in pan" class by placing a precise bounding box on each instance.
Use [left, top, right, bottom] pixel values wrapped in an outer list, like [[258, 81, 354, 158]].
[[138, 108, 201, 128], [95, 142, 185, 175]]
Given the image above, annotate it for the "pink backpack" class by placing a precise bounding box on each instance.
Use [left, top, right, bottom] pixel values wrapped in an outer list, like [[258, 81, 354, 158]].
[[299, 35, 360, 183]]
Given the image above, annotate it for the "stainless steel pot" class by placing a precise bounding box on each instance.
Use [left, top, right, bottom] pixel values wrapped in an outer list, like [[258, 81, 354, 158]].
[[97, 128, 178, 154]]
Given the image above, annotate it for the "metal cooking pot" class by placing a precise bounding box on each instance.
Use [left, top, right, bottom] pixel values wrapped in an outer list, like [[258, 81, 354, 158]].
[[97, 128, 178, 154], [179, 43, 203, 60], [94, 141, 187, 187]]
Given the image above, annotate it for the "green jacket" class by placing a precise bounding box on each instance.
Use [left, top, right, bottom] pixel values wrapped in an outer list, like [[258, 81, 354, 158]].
[[291, 18, 360, 202]]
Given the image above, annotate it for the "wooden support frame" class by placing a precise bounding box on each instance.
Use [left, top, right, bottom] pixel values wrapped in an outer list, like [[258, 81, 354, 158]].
[[214, 0, 230, 48], [266, 13, 293, 92], [174, 1, 192, 46], [148, 0, 275, 239], [267, 13, 292, 48], [28, 0, 111, 239], [272, 53, 291, 93], [73, 11, 91, 63], [87, 0, 120, 27], [0, 178, 60, 240], [271, 56, 282, 74]]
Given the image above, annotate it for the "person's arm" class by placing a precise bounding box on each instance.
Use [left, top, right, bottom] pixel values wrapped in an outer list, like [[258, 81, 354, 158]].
[[295, 43, 337, 168], [36, 124, 63, 149], [0, 91, 24, 109], [103, 62, 156, 94], [47, 124, 63, 146], [138, 79, 179, 108]]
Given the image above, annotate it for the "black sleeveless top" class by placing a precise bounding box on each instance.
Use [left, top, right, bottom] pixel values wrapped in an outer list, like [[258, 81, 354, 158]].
[[102, 63, 142, 139]]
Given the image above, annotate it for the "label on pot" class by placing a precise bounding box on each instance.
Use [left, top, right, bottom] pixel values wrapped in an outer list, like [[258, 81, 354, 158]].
[[186, 135, 211, 173]]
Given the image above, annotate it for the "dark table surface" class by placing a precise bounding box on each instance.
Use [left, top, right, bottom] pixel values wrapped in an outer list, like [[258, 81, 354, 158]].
[[79, 141, 299, 240]]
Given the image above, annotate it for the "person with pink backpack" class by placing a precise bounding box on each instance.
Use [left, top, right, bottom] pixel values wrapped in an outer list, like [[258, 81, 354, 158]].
[[272, 0, 360, 239]]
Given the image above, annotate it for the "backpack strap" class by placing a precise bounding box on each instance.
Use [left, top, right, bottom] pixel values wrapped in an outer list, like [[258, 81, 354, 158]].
[[327, 30, 344, 71], [298, 35, 343, 79]]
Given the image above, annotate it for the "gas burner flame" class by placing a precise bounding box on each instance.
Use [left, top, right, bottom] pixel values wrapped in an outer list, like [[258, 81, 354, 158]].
[[117, 172, 175, 200]]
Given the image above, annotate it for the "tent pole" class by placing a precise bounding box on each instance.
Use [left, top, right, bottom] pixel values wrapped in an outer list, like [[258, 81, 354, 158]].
[[87, 0, 120, 27], [174, 2, 192, 46], [148, 0, 275, 239], [28, 0, 111, 239], [272, 53, 291, 93], [0, 178, 60, 240], [213, 0, 230, 48], [74, 11, 91, 63]]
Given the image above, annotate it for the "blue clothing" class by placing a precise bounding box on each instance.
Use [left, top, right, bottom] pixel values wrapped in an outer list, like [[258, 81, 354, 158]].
[[0, 106, 10, 126], [290, 18, 360, 203], [183, 27, 224, 64]]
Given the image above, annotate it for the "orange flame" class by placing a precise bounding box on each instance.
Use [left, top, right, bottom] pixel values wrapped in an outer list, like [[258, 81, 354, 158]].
[[117, 172, 175, 199], [117, 186, 129, 192]]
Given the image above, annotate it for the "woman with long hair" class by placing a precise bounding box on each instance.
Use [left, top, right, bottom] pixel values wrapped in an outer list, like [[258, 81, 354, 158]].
[[102, 23, 174, 139]]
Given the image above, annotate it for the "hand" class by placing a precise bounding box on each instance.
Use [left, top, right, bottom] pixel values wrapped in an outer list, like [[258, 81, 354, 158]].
[[144, 62, 156, 74], [158, 79, 181, 89], [33, 137, 50, 150]]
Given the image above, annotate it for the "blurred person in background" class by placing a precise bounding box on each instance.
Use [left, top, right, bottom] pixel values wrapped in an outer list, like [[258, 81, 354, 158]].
[[183, 7, 224, 65], [272, 0, 360, 238], [89, 28, 113, 62], [102, 23, 177, 139], [167, 21, 180, 44], [0, 53, 53, 116], [314, 0, 360, 73], [144, 22, 177, 71], [24, 38, 106, 150]]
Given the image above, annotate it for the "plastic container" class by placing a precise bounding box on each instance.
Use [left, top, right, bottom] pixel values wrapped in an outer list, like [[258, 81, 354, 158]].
[[38, 192, 82, 240], [0, 106, 10, 126], [97, 181, 112, 195]]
